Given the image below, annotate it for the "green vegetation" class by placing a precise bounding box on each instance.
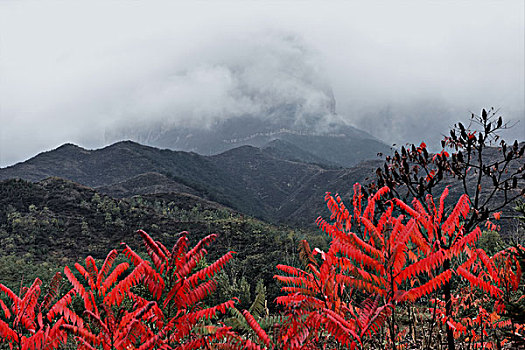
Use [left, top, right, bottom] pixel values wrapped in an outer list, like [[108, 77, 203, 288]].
[[0, 177, 322, 304]]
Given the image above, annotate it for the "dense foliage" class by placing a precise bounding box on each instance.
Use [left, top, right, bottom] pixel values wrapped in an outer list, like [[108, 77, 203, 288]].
[[0, 179, 318, 305]]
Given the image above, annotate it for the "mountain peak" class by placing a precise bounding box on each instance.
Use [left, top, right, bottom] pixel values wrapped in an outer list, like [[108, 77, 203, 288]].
[[110, 140, 142, 147], [105, 140, 146, 150], [54, 143, 86, 152]]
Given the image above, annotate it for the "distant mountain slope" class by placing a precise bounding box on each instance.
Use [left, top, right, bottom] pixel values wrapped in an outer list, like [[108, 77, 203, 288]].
[[109, 114, 392, 168], [275, 131, 388, 168], [262, 139, 338, 167], [276, 159, 381, 222], [97, 172, 199, 198]]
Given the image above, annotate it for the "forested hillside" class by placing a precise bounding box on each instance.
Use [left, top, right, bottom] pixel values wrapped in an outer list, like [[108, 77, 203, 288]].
[[0, 141, 380, 225], [0, 177, 323, 303]]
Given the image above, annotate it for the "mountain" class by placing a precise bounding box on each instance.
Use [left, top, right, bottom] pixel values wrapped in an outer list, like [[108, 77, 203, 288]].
[[3, 140, 521, 229], [107, 112, 392, 168], [0, 141, 379, 225]]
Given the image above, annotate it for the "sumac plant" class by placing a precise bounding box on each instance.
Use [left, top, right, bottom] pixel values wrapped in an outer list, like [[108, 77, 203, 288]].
[[371, 109, 524, 234], [368, 110, 524, 348], [428, 243, 525, 349], [274, 183, 521, 349], [61, 249, 164, 349], [0, 272, 73, 349], [274, 239, 393, 349], [120, 230, 238, 348], [56, 229, 238, 349]]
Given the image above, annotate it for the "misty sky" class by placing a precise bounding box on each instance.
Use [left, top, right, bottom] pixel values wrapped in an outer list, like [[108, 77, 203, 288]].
[[1, 1, 524, 167]]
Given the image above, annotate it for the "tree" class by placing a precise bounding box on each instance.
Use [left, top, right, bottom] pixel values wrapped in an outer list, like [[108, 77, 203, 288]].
[[270, 182, 518, 349], [371, 108, 524, 233], [368, 109, 524, 350]]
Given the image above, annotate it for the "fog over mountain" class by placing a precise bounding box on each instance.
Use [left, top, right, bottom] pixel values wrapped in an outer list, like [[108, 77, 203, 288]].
[[0, 1, 523, 166], [104, 32, 343, 144]]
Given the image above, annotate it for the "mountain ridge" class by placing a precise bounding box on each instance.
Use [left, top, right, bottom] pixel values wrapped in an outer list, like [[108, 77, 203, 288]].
[[1, 140, 376, 224], [3, 140, 521, 227], [107, 113, 392, 167]]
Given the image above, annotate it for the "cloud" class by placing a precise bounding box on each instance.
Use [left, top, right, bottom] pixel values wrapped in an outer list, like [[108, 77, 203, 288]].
[[104, 30, 336, 141], [0, 1, 523, 166]]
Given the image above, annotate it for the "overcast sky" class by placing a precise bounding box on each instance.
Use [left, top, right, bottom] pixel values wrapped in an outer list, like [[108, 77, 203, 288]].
[[1, 1, 523, 167]]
